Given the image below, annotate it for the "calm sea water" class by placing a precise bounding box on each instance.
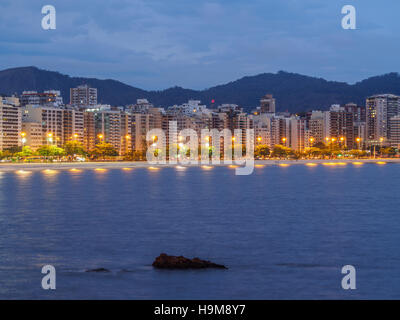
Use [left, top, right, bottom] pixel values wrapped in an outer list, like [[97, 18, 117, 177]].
[[0, 163, 400, 299]]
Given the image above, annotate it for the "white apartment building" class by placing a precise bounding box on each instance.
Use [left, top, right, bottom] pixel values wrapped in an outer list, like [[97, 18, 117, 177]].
[[389, 115, 400, 148], [366, 94, 400, 145], [70, 85, 97, 107], [22, 105, 64, 147], [63, 108, 84, 145], [0, 97, 22, 151], [289, 116, 306, 151], [21, 122, 42, 150], [86, 105, 122, 152], [21, 90, 63, 107]]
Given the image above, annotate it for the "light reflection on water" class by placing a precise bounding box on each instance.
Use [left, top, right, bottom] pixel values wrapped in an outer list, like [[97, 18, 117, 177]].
[[0, 163, 400, 299]]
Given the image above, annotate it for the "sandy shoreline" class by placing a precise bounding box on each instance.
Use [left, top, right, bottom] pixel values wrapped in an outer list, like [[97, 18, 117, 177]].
[[0, 159, 399, 171]]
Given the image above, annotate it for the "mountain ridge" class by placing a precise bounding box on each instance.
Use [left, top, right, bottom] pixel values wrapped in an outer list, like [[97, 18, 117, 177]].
[[1, 66, 400, 112]]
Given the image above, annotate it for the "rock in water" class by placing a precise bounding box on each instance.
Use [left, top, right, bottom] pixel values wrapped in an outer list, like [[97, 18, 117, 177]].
[[85, 268, 111, 273], [152, 253, 227, 269]]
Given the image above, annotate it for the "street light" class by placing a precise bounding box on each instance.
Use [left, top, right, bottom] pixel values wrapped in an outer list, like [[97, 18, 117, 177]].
[[257, 136, 262, 143], [98, 134, 104, 142], [47, 132, 53, 145], [378, 137, 385, 159], [125, 135, 131, 153], [21, 132, 27, 147], [339, 136, 346, 150], [282, 137, 287, 145], [356, 137, 361, 150], [309, 137, 314, 145]]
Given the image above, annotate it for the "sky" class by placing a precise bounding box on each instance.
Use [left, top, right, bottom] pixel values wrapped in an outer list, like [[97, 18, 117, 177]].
[[0, 0, 399, 90]]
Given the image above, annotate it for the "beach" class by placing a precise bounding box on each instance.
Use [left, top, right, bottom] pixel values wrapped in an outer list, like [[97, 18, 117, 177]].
[[0, 158, 399, 172]]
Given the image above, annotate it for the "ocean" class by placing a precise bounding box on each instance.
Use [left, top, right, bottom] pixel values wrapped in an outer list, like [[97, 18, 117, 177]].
[[1, 163, 399, 299]]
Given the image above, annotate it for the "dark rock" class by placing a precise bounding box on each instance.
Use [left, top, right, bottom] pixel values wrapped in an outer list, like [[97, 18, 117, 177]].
[[152, 253, 227, 269], [85, 268, 111, 273]]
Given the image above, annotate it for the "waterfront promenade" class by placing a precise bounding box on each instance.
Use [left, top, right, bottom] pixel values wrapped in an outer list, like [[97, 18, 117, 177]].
[[0, 159, 399, 172]]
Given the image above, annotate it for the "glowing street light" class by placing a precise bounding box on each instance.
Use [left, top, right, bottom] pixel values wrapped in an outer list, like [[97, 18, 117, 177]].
[[98, 134, 104, 141], [356, 137, 361, 150], [47, 132, 53, 145], [257, 136, 262, 142], [21, 132, 27, 146]]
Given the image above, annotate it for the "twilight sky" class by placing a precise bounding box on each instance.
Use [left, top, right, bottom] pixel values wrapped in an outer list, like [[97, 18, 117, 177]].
[[0, 0, 399, 90]]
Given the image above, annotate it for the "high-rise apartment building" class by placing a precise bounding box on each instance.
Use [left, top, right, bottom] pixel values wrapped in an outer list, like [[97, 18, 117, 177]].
[[121, 112, 132, 155], [343, 103, 366, 149], [21, 90, 63, 107], [63, 108, 84, 145], [0, 97, 22, 151], [289, 116, 306, 151], [70, 85, 98, 107], [83, 111, 96, 151], [260, 94, 276, 114], [130, 107, 165, 153], [86, 106, 122, 152], [22, 105, 64, 147], [270, 115, 290, 147], [251, 113, 273, 147], [366, 94, 400, 145], [308, 111, 327, 144], [389, 115, 400, 148], [21, 122, 42, 150]]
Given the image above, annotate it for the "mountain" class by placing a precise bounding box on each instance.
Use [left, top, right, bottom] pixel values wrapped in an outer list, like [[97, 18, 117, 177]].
[[1, 66, 400, 112]]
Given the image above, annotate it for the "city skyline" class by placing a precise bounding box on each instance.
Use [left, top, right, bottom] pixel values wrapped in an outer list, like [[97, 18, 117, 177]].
[[2, 83, 400, 157]]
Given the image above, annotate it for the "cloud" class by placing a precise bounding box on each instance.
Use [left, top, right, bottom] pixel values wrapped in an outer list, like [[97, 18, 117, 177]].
[[0, 0, 400, 89]]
